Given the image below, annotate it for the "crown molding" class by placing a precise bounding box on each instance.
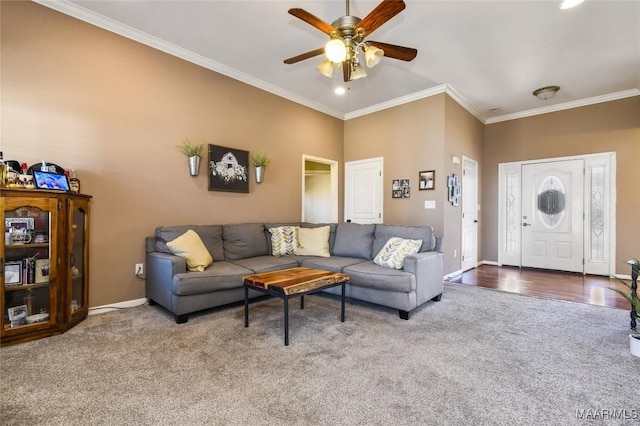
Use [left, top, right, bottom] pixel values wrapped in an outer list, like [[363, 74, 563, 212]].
[[485, 89, 640, 124], [344, 84, 448, 120], [33, 0, 346, 120]]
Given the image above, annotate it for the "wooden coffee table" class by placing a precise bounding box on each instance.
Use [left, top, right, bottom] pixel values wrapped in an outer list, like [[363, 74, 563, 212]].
[[243, 267, 350, 346]]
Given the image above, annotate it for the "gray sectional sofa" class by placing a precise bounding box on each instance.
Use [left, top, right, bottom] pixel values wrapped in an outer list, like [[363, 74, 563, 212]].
[[145, 222, 444, 323]]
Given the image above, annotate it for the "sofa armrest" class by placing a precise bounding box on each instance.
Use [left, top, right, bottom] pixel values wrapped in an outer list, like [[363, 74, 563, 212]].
[[145, 252, 187, 308], [403, 251, 444, 304]]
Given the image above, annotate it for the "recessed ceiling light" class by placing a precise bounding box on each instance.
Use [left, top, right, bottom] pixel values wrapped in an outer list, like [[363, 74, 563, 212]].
[[334, 87, 346, 95], [560, 0, 584, 9]]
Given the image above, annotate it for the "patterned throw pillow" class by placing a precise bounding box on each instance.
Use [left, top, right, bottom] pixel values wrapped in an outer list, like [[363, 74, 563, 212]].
[[269, 226, 299, 257], [166, 229, 213, 272], [373, 237, 423, 269]]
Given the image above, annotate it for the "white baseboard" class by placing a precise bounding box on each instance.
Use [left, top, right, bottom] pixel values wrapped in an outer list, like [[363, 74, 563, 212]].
[[613, 274, 632, 280], [479, 260, 499, 266], [444, 270, 463, 281], [88, 298, 148, 315]]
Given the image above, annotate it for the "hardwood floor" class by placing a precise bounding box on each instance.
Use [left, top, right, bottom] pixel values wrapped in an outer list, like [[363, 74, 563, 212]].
[[450, 264, 631, 310]]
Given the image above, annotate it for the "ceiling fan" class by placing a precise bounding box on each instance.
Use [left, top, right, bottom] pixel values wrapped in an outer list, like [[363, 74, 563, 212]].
[[284, 0, 418, 83]]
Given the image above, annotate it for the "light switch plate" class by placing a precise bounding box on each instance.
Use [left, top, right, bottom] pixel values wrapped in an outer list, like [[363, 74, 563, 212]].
[[424, 200, 436, 209]]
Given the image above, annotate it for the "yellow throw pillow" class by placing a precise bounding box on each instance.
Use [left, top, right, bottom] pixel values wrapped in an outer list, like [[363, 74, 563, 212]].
[[166, 229, 213, 272], [296, 226, 330, 257]]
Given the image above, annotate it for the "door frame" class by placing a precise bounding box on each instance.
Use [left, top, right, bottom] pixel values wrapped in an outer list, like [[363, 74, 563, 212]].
[[498, 152, 616, 276], [461, 156, 478, 271], [301, 155, 339, 223]]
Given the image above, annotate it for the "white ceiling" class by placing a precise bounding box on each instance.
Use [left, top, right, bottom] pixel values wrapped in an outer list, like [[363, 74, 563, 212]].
[[38, 0, 640, 122]]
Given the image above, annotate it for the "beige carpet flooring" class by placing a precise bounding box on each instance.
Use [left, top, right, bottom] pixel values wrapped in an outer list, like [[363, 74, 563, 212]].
[[1, 283, 638, 425]]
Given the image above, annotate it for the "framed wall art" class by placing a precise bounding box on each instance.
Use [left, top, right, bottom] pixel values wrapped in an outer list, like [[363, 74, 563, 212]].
[[208, 144, 249, 193], [419, 170, 435, 190], [392, 179, 410, 199]]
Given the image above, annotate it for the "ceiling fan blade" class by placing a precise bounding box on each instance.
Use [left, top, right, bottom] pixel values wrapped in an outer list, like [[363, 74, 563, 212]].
[[343, 61, 351, 82], [356, 0, 406, 37], [288, 8, 336, 35], [369, 41, 417, 61], [284, 47, 326, 64]]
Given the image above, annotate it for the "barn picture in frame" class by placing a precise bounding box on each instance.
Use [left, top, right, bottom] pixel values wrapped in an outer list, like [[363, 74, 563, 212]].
[[208, 144, 249, 193]]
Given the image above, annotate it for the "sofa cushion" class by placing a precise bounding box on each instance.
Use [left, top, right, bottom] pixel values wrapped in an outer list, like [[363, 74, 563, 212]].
[[223, 223, 269, 260], [296, 226, 330, 257], [373, 237, 423, 269], [156, 225, 224, 260], [299, 256, 366, 273], [229, 256, 299, 274], [332, 223, 376, 259], [373, 224, 436, 254], [268, 226, 299, 257], [343, 261, 416, 293], [172, 261, 253, 295], [166, 230, 213, 272]]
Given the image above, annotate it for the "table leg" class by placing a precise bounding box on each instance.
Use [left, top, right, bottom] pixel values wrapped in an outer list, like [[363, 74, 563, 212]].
[[284, 296, 289, 346], [341, 282, 346, 322], [244, 284, 249, 328], [300, 295, 305, 309]]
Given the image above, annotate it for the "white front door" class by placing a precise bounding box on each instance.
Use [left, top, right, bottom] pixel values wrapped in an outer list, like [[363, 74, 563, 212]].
[[461, 157, 478, 271], [521, 159, 584, 272], [344, 157, 383, 224]]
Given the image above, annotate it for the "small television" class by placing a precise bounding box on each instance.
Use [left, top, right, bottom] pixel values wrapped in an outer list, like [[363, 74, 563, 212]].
[[32, 171, 70, 191]]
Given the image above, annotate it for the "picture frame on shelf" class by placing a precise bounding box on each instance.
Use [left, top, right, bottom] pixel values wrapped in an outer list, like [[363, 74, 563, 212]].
[[8, 305, 27, 327], [5, 218, 35, 231], [4, 261, 22, 285], [35, 259, 50, 284], [208, 144, 249, 193], [419, 170, 435, 190]]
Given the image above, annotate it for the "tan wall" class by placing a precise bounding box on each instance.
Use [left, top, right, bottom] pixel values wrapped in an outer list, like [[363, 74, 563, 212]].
[[344, 95, 446, 234], [1, 1, 344, 306], [443, 97, 484, 274], [344, 95, 484, 276], [483, 97, 640, 274]]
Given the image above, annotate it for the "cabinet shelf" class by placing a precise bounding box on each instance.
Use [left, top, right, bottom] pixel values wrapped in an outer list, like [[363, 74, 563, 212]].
[[4, 282, 49, 292], [5, 243, 50, 250]]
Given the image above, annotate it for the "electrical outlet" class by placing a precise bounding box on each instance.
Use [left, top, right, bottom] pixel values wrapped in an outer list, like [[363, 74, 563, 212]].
[[135, 263, 143, 275]]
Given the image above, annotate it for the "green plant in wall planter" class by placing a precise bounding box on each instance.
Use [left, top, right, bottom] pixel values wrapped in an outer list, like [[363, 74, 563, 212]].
[[177, 139, 205, 176], [251, 151, 270, 184], [608, 258, 639, 357]]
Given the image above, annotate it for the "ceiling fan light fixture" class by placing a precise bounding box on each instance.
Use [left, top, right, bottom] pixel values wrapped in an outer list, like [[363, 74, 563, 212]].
[[533, 85, 560, 100], [316, 59, 334, 78], [364, 45, 384, 68], [325, 39, 347, 63], [351, 63, 367, 80]]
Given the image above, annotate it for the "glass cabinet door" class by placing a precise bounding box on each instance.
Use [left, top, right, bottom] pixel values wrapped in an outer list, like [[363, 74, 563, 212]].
[[68, 198, 89, 320], [1, 198, 58, 332]]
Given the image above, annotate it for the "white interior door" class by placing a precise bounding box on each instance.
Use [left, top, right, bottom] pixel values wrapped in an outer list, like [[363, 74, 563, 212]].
[[344, 157, 383, 224], [461, 157, 478, 271], [521, 159, 584, 272]]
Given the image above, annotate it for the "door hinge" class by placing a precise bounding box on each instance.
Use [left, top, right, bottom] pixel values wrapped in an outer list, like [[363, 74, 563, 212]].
[[378, 213, 381, 218]]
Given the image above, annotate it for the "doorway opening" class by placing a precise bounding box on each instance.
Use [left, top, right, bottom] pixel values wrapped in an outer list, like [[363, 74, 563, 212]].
[[302, 155, 339, 223]]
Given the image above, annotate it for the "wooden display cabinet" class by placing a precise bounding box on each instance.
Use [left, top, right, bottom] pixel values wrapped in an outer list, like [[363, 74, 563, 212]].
[[1, 188, 91, 346]]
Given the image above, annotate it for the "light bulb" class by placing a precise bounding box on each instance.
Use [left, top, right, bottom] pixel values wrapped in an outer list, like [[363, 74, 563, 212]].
[[325, 39, 347, 63]]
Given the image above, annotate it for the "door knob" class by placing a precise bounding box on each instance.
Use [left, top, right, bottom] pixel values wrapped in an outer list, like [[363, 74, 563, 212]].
[[522, 222, 531, 227]]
